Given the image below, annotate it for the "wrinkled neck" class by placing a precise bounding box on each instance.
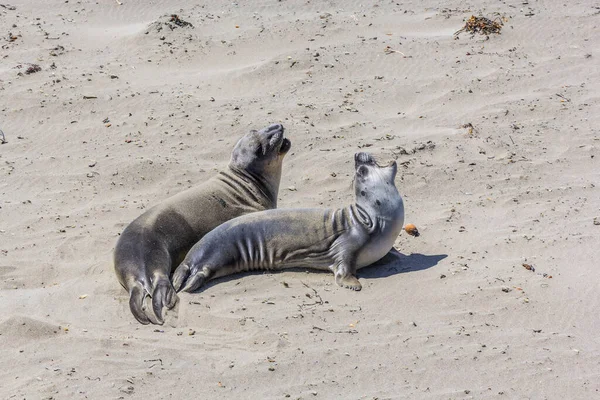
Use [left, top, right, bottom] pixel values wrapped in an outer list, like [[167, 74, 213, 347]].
[[351, 203, 375, 231], [227, 165, 280, 207], [354, 197, 403, 233]]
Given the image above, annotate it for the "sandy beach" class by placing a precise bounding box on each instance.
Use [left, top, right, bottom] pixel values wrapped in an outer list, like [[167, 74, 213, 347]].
[[1, 0, 599, 398]]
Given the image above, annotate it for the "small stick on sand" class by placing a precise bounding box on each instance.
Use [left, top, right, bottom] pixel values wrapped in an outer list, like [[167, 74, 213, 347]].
[[0, 128, 6, 144], [301, 281, 324, 305], [115, 0, 122, 5], [384, 46, 406, 56]]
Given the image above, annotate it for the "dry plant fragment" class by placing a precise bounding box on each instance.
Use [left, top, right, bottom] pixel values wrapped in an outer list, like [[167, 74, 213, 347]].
[[461, 122, 477, 135], [25, 64, 41, 74], [455, 15, 503, 37], [522, 263, 535, 272], [384, 46, 406, 56], [170, 14, 193, 28], [404, 223, 420, 237]]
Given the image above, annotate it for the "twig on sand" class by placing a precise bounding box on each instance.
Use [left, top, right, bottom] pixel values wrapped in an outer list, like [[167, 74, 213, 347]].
[[384, 46, 406, 56], [300, 281, 324, 307], [312, 326, 331, 333], [114, 0, 122, 5], [0, 128, 6, 144]]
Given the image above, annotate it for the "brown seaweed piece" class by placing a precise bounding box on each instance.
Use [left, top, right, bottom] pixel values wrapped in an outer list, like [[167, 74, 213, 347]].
[[455, 15, 503, 37]]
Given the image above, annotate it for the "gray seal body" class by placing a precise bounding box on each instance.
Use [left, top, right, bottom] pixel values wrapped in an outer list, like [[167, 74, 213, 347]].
[[114, 124, 290, 324], [173, 152, 404, 292]]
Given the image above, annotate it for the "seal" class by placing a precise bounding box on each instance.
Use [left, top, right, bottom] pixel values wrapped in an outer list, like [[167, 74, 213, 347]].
[[114, 123, 291, 324], [172, 152, 404, 293]]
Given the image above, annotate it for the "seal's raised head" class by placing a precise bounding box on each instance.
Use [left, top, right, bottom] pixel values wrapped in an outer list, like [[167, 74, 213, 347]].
[[354, 152, 400, 215], [230, 123, 291, 174]]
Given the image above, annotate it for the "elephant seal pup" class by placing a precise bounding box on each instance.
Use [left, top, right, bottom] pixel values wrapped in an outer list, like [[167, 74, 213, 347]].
[[114, 123, 291, 324], [173, 152, 404, 293]]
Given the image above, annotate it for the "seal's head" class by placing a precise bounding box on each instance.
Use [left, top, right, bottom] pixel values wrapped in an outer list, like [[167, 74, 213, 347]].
[[230, 123, 291, 175], [354, 152, 401, 217], [229, 124, 290, 202]]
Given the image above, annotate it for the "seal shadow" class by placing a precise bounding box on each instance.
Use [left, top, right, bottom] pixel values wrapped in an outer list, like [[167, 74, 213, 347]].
[[183, 249, 447, 294], [359, 248, 448, 280], [191, 268, 329, 293]]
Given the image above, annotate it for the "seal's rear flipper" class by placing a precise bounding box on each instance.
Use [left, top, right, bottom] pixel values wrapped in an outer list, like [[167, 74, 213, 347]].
[[129, 285, 151, 325], [151, 280, 178, 325]]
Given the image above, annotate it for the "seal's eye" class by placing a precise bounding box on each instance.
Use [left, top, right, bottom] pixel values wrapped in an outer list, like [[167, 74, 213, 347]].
[[356, 165, 370, 177], [255, 144, 264, 156]]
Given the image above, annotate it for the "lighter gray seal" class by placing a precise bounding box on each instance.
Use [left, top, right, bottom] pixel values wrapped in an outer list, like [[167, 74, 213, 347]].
[[172, 152, 404, 293], [114, 124, 291, 324]]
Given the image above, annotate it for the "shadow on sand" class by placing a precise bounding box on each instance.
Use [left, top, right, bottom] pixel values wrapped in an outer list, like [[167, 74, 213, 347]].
[[185, 249, 447, 293], [359, 248, 447, 280]]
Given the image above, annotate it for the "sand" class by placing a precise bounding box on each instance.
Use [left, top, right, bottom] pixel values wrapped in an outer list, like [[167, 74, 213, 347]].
[[1, 0, 599, 398]]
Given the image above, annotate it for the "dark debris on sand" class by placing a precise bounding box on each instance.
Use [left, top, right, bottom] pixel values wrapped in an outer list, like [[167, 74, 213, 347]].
[[454, 15, 503, 37], [16, 63, 42, 76], [169, 14, 193, 28], [146, 14, 194, 35]]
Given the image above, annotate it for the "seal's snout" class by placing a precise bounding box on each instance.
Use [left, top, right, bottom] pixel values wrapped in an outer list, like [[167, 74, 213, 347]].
[[258, 123, 284, 139], [355, 152, 374, 167], [262, 123, 284, 139], [259, 123, 289, 154], [267, 123, 283, 132]]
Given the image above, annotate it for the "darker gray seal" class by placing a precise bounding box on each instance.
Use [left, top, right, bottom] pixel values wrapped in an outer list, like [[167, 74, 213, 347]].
[[114, 124, 290, 324]]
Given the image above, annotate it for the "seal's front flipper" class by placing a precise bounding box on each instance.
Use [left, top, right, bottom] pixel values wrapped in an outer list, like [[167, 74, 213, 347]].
[[181, 271, 207, 293], [335, 261, 362, 291], [336, 274, 362, 291], [172, 263, 190, 292], [129, 284, 151, 325]]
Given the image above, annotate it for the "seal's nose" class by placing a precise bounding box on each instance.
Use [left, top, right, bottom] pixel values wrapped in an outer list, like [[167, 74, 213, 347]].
[[354, 152, 373, 166], [257, 123, 284, 139], [266, 123, 283, 133]]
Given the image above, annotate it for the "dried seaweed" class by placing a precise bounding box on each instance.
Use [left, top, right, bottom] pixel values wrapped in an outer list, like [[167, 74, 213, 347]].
[[169, 14, 193, 28], [455, 15, 503, 37], [25, 64, 41, 74]]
